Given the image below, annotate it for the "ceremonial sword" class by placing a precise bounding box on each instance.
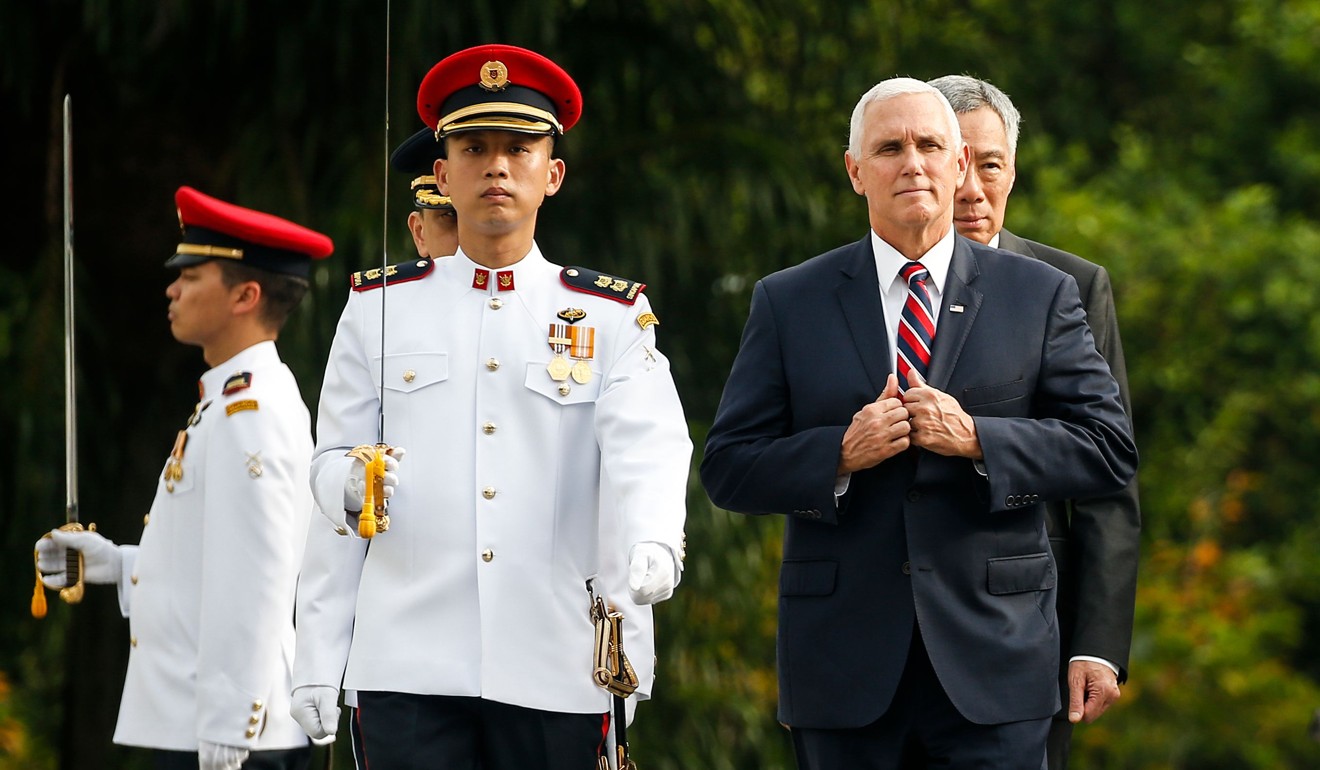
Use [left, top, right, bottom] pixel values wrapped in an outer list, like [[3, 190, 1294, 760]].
[[33, 94, 94, 618], [350, 0, 395, 540]]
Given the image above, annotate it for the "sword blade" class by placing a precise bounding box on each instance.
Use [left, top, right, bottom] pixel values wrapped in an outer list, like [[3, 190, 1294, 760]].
[[63, 93, 78, 524]]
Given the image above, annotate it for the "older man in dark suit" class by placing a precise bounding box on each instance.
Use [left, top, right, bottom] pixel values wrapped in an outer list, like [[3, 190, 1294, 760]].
[[700, 78, 1137, 768], [930, 74, 1142, 770]]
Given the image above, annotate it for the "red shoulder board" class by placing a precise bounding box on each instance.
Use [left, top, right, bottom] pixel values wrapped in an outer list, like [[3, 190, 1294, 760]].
[[351, 258, 435, 292], [560, 266, 645, 305]]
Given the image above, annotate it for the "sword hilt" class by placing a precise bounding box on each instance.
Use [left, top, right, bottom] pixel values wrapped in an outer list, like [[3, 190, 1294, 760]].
[[31, 521, 95, 619], [347, 444, 393, 538]]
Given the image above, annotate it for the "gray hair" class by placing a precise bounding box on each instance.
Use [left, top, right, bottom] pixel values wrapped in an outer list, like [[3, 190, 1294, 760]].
[[847, 77, 962, 158], [927, 74, 1020, 155]]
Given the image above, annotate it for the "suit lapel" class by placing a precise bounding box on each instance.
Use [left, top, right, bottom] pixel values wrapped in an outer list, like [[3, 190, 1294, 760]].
[[927, 237, 983, 391], [835, 237, 891, 395]]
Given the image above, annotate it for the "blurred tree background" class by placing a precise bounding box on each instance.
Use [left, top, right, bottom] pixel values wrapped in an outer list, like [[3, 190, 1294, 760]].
[[4, 0, 1320, 768]]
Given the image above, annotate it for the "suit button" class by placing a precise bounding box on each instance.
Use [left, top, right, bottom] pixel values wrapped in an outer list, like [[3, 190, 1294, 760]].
[[1006, 495, 1016, 506], [482, 422, 497, 435], [486, 358, 500, 371], [481, 549, 494, 562], [901, 561, 910, 575], [489, 298, 503, 310], [482, 487, 497, 500], [906, 490, 921, 502]]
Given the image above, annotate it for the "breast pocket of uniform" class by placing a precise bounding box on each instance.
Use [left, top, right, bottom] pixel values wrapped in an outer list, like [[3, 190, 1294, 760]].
[[960, 378, 1028, 417], [377, 352, 449, 428], [377, 352, 449, 396], [523, 362, 603, 405]]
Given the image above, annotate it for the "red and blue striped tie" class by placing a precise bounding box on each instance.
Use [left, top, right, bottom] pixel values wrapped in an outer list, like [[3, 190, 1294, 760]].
[[896, 261, 934, 392]]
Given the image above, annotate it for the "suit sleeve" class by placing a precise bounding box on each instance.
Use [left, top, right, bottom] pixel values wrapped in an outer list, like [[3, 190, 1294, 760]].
[[701, 280, 849, 522], [195, 403, 309, 746], [1064, 264, 1141, 680], [974, 274, 1138, 511]]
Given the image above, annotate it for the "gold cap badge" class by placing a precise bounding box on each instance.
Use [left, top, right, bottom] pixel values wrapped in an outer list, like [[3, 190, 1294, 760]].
[[479, 60, 509, 91]]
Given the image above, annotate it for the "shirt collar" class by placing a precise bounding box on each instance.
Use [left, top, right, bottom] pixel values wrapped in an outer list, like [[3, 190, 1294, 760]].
[[869, 226, 956, 293]]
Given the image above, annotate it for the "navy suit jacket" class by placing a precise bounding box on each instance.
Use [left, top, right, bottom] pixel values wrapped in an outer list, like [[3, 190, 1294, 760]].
[[998, 229, 1141, 693], [700, 234, 1137, 728]]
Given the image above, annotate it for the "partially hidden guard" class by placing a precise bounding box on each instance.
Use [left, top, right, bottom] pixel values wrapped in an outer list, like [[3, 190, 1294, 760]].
[[292, 44, 690, 770]]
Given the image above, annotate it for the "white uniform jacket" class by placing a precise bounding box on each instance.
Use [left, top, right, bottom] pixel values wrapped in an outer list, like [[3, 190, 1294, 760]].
[[114, 341, 312, 752], [309, 244, 690, 713]]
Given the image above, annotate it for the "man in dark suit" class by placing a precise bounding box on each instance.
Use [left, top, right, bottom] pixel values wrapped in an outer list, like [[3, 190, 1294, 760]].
[[930, 74, 1142, 770], [700, 78, 1137, 768]]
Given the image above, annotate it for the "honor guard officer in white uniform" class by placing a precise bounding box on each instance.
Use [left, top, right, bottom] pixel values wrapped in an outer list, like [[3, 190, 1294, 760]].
[[290, 126, 464, 767], [294, 44, 691, 769], [35, 186, 332, 770]]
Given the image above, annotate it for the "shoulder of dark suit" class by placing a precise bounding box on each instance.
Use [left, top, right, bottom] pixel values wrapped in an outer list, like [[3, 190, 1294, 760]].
[[999, 229, 1104, 281]]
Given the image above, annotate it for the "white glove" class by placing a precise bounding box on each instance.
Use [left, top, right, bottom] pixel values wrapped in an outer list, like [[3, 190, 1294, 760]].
[[35, 528, 123, 588], [343, 446, 405, 511], [627, 542, 677, 605], [290, 685, 340, 743], [198, 740, 249, 770]]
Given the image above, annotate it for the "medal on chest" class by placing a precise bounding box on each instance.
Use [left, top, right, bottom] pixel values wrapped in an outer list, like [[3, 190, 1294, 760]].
[[547, 321, 596, 385], [163, 401, 210, 492]]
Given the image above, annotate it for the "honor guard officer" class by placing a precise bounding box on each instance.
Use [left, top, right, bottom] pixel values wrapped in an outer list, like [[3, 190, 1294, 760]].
[[390, 125, 460, 259], [35, 186, 332, 770], [293, 44, 691, 769]]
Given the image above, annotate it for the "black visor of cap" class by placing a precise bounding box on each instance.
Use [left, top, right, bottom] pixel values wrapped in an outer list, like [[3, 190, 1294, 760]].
[[166, 226, 312, 279], [439, 84, 561, 135]]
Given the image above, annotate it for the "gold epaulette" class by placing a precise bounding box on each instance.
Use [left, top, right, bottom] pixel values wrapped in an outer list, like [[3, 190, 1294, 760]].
[[560, 266, 646, 306], [350, 257, 435, 292]]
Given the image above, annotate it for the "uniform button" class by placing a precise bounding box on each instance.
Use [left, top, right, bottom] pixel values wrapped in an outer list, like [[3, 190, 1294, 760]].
[[143, 514, 150, 526], [901, 561, 911, 575], [251, 700, 264, 712], [489, 298, 503, 309], [558, 384, 571, 396], [249, 714, 261, 725], [245, 727, 257, 739], [130, 574, 139, 585], [486, 358, 500, 371], [334, 526, 348, 536], [481, 549, 494, 562], [130, 636, 137, 647], [482, 422, 497, 435], [482, 487, 497, 500], [402, 369, 416, 383], [906, 490, 921, 502]]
